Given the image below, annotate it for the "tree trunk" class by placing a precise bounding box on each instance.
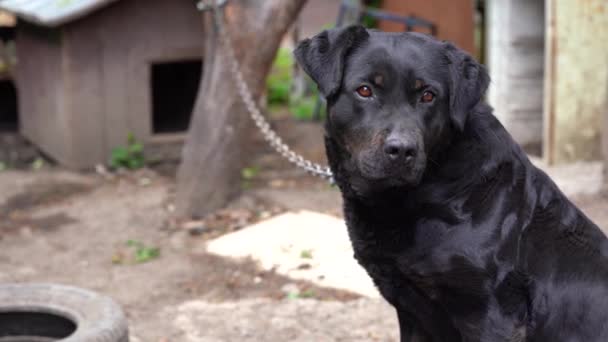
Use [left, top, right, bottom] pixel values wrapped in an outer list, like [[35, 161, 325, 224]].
[[176, 0, 307, 218]]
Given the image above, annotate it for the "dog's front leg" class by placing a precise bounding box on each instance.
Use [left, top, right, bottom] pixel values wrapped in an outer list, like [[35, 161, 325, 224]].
[[397, 309, 430, 342]]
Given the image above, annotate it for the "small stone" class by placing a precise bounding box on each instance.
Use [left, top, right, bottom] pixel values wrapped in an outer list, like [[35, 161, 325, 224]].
[[19, 226, 33, 238], [188, 226, 209, 236], [95, 164, 108, 175], [269, 179, 285, 188], [181, 220, 205, 230]]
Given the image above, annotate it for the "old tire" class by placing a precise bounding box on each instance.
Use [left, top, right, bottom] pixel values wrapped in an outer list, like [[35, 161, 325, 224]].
[[0, 283, 128, 342]]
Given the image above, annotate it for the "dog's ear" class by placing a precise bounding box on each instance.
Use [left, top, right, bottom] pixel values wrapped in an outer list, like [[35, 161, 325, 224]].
[[294, 25, 369, 99], [444, 43, 490, 131]]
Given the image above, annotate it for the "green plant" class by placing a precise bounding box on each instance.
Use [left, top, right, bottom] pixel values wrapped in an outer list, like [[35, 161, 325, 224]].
[[241, 166, 260, 190], [362, 0, 383, 28], [0, 161, 6, 172], [289, 96, 326, 121], [286, 291, 300, 300], [125, 240, 160, 263], [287, 289, 315, 300], [31, 158, 45, 170], [300, 289, 315, 298], [110, 133, 145, 170], [321, 23, 334, 30], [300, 249, 313, 259], [241, 166, 260, 180], [266, 48, 293, 105], [266, 47, 328, 121]]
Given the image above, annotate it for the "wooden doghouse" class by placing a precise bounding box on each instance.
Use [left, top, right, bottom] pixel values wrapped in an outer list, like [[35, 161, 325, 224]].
[[0, 0, 204, 168]]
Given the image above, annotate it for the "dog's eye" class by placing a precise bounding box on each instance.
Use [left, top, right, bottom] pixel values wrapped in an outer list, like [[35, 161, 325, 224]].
[[356, 86, 373, 98], [421, 91, 435, 103]]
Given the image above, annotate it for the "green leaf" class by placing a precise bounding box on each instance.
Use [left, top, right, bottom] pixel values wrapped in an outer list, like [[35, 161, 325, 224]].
[[128, 142, 143, 154], [125, 240, 160, 263], [273, 48, 293, 70], [289, 96, 324, 121], [287, 292, 300, 300], [109, 133, 146, 170], [134, 246, 160, 263], [31, 158, 44, 170], [126, 239, 140, 247], [241, 180, 252, 190], [266, 47, 293, 106], [300, 289, 315, 298], [111, 147, 128, 159], [300, 249, 313, 259], [241, 166, 260, 180], [267, 81, 291, 105], [127, 133, 137, 145]]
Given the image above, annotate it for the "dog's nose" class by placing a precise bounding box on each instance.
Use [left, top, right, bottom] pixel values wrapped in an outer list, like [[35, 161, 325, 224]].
[[383, 139, 417, 162]]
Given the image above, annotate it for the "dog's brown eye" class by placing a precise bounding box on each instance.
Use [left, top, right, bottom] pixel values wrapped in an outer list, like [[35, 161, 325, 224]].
[[421, 91, 435, 103], [356, 86, 373, 98]]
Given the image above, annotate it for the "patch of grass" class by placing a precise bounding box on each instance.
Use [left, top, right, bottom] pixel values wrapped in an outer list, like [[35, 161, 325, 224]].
[[112, 240, 161, 265], [0, 161, 6, 172], [289, 96, 326, 121], [300, 249, 313, 259], [126, 240, 160, 263], [241, 166, 260, 190], [241, 166, 260, 180], [321, 23, 334, 30], [110, 133, 145, 170], [31, 158, 44, 170], [300, 289, 315, 298], [267, 48, 293, 106], [287, 289, 316, 300]]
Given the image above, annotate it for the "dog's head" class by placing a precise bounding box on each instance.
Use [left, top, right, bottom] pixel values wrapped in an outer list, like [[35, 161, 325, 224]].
[[295, 26, 489, 196]]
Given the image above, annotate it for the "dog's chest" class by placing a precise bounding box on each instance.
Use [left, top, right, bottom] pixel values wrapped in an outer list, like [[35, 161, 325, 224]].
[[348, 219, 493, 311], [348, 222, 444, 299]]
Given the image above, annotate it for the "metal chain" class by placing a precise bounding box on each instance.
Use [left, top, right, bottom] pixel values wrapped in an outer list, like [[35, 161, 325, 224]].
[[197, 0, 335, 184]]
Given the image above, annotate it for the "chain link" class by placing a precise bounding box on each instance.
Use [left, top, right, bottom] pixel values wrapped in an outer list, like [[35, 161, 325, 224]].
[[199, 0, 335, 184]]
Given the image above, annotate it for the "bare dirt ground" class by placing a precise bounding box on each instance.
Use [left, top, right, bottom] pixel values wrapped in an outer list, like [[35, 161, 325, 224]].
[[0, 117, 607, 341], [0, 118, 399, 341], [0, 167, 391, 341]]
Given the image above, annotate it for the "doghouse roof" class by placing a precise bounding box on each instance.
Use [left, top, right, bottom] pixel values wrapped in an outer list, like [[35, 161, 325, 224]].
[[0, 0, 119, 27]]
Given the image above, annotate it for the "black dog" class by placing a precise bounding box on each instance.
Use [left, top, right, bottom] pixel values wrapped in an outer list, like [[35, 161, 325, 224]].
[[295, 26, 608, 342]]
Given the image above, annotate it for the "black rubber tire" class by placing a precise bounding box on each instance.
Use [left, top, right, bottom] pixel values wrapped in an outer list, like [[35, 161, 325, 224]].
[[0, 283, 129, 342]]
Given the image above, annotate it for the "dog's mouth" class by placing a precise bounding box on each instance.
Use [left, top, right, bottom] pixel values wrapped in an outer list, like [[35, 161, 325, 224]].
[[350, 152, 427, 194]]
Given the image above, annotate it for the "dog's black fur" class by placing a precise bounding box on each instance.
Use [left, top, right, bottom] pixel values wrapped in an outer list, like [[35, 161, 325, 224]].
[[295, 26, 608, 342]]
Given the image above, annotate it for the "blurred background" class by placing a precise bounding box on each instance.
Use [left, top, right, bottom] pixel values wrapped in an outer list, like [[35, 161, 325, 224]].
[[0, 1, 606, 341]]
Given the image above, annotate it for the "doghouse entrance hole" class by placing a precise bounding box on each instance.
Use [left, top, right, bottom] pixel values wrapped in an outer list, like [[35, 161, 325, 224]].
[[0, 79, 18, 132], [151, 59, 202, 134]]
